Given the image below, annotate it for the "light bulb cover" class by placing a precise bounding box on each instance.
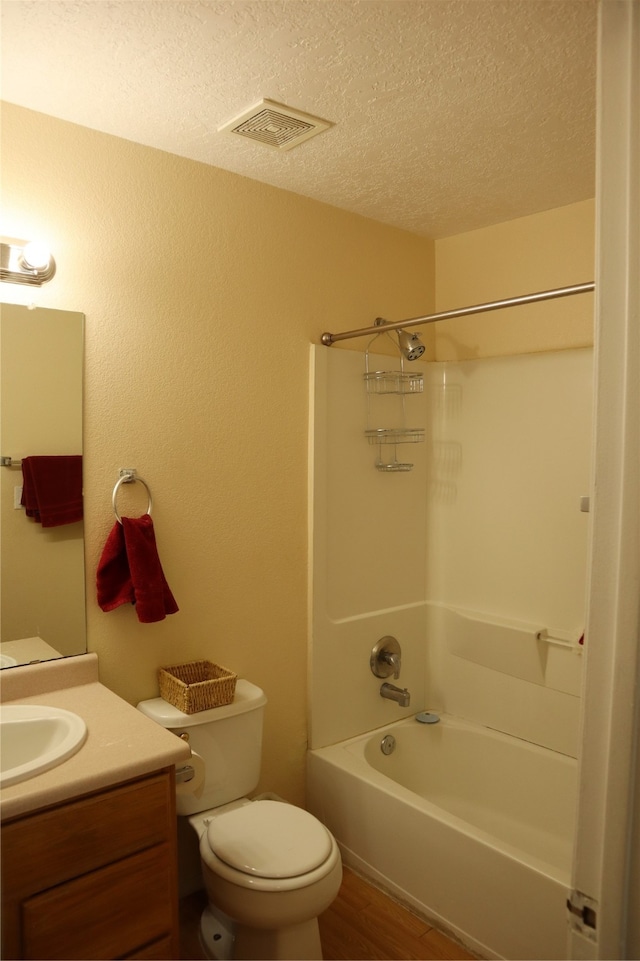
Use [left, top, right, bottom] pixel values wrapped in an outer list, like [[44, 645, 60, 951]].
[[0, 241, 56, 286], [21, 241, 52, 270]]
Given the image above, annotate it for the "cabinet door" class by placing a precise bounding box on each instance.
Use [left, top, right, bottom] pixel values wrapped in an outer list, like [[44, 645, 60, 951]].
[[22, 844, 173, 960]]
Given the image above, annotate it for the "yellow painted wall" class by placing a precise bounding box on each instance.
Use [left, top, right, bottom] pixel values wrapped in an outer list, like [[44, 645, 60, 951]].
[[0, 102, 435, 805], [434, 200, 595, 360]]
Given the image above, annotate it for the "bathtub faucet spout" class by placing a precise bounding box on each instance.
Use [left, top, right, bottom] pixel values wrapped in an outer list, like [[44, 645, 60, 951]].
[[380, 682, 411, 707]]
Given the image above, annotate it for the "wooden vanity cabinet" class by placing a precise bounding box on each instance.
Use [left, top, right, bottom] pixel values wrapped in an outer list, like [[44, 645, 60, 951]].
[[1, 768, 180, 960]]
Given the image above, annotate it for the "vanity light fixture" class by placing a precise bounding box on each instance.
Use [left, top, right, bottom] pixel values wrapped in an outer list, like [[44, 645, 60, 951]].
[[0, 240, 56, 285]]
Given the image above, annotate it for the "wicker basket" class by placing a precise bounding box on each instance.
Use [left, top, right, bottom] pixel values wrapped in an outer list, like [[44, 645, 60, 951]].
[[158, 660, 237, 714]]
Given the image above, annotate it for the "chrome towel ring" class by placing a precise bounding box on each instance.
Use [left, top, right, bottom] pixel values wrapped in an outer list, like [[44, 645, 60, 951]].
[[112, 469, 153, 524]]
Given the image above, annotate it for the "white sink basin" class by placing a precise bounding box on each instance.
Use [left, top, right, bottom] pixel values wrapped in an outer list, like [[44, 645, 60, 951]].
[[0, 704, 87, 788]]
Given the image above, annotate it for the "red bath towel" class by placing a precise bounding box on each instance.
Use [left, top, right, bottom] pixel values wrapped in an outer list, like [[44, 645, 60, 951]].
[[21, 455, 83, 527], [96, 514, 179, 623]]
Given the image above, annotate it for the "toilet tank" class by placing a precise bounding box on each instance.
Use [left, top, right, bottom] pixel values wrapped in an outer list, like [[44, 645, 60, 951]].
[[137, 679, 267, 816]]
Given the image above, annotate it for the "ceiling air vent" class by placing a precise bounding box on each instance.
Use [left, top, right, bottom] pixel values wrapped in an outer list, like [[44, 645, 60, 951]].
[[219, 99, 333, 151]]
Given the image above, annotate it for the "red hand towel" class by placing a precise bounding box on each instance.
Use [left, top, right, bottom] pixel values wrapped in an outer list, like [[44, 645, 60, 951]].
[[20, 458, 41, 521], [96, 522, 134, 611], [96, 514, 179, 623], [21, 455, 83, 527]]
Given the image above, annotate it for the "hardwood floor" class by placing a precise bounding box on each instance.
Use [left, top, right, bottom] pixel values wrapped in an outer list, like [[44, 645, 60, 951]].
[[318, 868, 476, 961], [179, 867, 477, 961]]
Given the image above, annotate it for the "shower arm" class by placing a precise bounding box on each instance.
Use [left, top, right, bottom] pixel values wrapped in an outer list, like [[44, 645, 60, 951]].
[[320, 282, 595, 347]]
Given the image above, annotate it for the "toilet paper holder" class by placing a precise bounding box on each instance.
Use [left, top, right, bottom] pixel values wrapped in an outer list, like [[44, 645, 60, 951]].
[[175, 730, 197, 782], [174, 741, 206, 798], [176, 763, 197, 784]]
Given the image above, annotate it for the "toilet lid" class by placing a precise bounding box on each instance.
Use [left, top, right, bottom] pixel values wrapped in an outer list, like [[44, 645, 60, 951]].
[[206, 801, 333, 879]]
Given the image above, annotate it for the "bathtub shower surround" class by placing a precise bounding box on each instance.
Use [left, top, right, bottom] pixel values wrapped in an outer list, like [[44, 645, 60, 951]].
[[425, 348, 591, 759], [310, 345, 591, 751], [309, 344, 593, 958]]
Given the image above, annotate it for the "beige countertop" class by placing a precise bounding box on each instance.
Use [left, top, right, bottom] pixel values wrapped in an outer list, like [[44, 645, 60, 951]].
[[1, 653, 190, 820], [1, 636, 63, 665]]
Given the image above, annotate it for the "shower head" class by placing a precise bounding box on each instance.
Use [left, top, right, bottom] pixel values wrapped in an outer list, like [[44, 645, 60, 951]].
[[397, 328, 426, 361]]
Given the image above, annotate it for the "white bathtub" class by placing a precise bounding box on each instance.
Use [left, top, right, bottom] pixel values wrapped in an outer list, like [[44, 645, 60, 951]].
[[307, 713, 577, 960]]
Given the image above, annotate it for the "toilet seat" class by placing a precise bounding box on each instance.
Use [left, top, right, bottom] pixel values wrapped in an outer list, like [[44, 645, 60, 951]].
[[206, 800, 333, 880]]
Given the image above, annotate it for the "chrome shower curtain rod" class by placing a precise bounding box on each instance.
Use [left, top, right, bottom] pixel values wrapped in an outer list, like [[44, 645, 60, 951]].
[[320, 281, 595, 346]]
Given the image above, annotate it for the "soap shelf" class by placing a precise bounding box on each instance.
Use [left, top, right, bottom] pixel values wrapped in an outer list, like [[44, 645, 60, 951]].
[[375, 459, 414, 472], [364, 370, 424, 394], [365, 428, 425, 445]]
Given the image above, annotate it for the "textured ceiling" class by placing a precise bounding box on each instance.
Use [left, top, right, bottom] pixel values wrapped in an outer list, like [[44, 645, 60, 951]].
[[0, 0, 597, 238]]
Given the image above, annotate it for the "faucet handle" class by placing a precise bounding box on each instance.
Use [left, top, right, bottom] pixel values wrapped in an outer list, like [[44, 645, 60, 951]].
[[380, 649, 401, 679], [370, 636, 402, 679]]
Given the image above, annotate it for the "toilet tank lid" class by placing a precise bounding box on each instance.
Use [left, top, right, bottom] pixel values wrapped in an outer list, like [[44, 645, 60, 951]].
[[137, 678, 266, 727]]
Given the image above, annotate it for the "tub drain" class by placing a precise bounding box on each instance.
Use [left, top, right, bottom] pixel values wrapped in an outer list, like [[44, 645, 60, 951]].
[[380, 734, 396, 755]]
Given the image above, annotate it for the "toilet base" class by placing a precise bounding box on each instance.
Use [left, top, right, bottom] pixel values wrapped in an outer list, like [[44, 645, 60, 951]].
[[199, 904, 235, 961], [199, 904, 322, 961], [233, 917, 323, 961]]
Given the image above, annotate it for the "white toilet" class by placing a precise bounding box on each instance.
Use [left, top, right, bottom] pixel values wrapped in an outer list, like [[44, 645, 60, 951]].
[[137, 680, 342, 961]]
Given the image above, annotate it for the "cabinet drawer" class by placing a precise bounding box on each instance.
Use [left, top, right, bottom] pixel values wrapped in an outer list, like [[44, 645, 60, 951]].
[[22, 844, 172, 960], [2, 772, 174, 894]]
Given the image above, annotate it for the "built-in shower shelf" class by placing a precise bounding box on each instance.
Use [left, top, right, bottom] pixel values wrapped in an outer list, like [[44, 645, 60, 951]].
[[365, 428, 425, 445], [364, 370, 424, 394]]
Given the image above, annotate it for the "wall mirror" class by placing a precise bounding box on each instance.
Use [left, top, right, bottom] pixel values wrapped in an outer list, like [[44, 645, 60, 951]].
[[0, 303, 86, 668]]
